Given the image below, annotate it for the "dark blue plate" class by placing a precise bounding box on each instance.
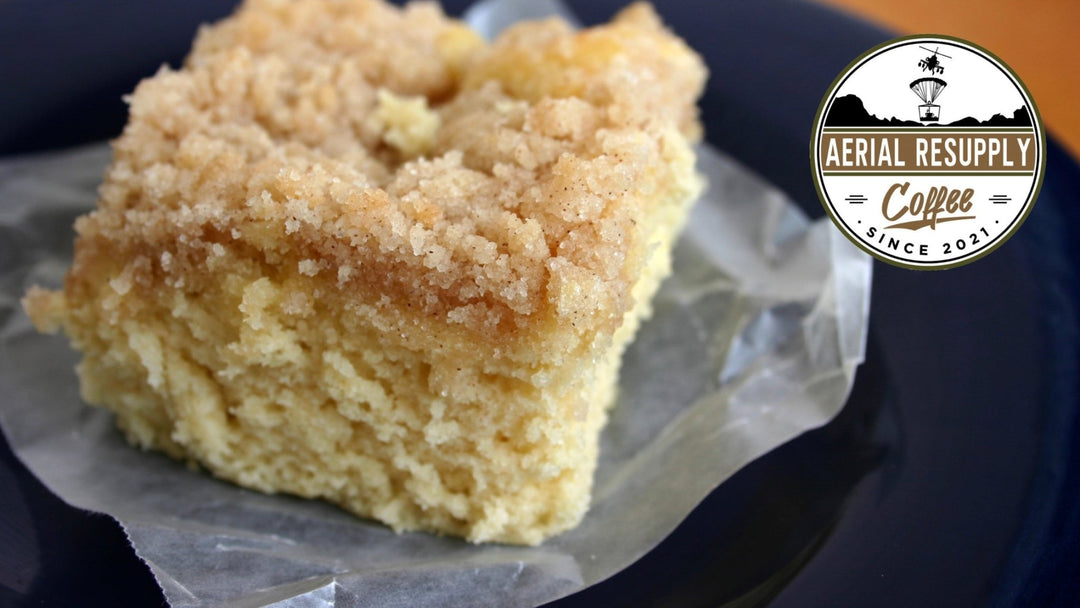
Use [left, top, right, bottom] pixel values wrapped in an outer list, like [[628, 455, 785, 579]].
[[2, 1, 1078, 606]]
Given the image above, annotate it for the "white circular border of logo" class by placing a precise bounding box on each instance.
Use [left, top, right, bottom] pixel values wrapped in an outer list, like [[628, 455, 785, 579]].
[[811, 35, 1046, 270]]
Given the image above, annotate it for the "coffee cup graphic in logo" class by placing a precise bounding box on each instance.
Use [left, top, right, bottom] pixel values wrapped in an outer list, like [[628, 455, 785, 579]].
[[812, 35, 1045, 269]]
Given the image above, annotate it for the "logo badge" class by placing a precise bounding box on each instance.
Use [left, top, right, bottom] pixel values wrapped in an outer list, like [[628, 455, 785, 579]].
[[811, 35, 1045, 269]]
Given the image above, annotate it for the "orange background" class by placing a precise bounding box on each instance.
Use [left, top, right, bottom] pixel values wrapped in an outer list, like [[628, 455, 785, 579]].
[[819, 0, 1080, 160]]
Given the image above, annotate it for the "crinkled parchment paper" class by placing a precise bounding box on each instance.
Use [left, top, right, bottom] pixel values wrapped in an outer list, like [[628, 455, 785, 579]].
[[0, 0, 872, 605]]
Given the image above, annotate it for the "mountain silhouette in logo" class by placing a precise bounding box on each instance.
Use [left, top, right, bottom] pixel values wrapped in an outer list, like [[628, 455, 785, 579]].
[[946, 107, 1032, 127], [826, 95, 921, 126], [825, 94, 1033, 127]]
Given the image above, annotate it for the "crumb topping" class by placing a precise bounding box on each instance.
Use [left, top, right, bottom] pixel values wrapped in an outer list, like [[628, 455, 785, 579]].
[[84, 0, 706, 339]]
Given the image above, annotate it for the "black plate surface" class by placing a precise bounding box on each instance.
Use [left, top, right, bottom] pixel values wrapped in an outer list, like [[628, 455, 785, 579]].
[[1, 1, 1078, 607]]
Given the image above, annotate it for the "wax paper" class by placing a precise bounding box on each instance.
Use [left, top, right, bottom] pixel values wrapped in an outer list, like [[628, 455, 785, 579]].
[[0, 1, 872, 605]]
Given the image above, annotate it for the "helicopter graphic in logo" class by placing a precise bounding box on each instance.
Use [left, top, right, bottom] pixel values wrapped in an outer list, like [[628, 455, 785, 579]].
[[912, 47, 952, 121], [917, 46, 951, 75]]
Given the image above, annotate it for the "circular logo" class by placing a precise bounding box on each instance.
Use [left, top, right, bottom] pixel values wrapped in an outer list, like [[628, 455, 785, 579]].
[[811, 35, 1045, 269]]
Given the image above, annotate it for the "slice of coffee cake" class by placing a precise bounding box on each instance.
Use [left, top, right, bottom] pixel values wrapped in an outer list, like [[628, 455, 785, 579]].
[[23, 0, 705, 545]]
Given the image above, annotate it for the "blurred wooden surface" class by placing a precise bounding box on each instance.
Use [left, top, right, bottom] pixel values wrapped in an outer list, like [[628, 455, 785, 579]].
[[819, 0, 1080, 159]]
